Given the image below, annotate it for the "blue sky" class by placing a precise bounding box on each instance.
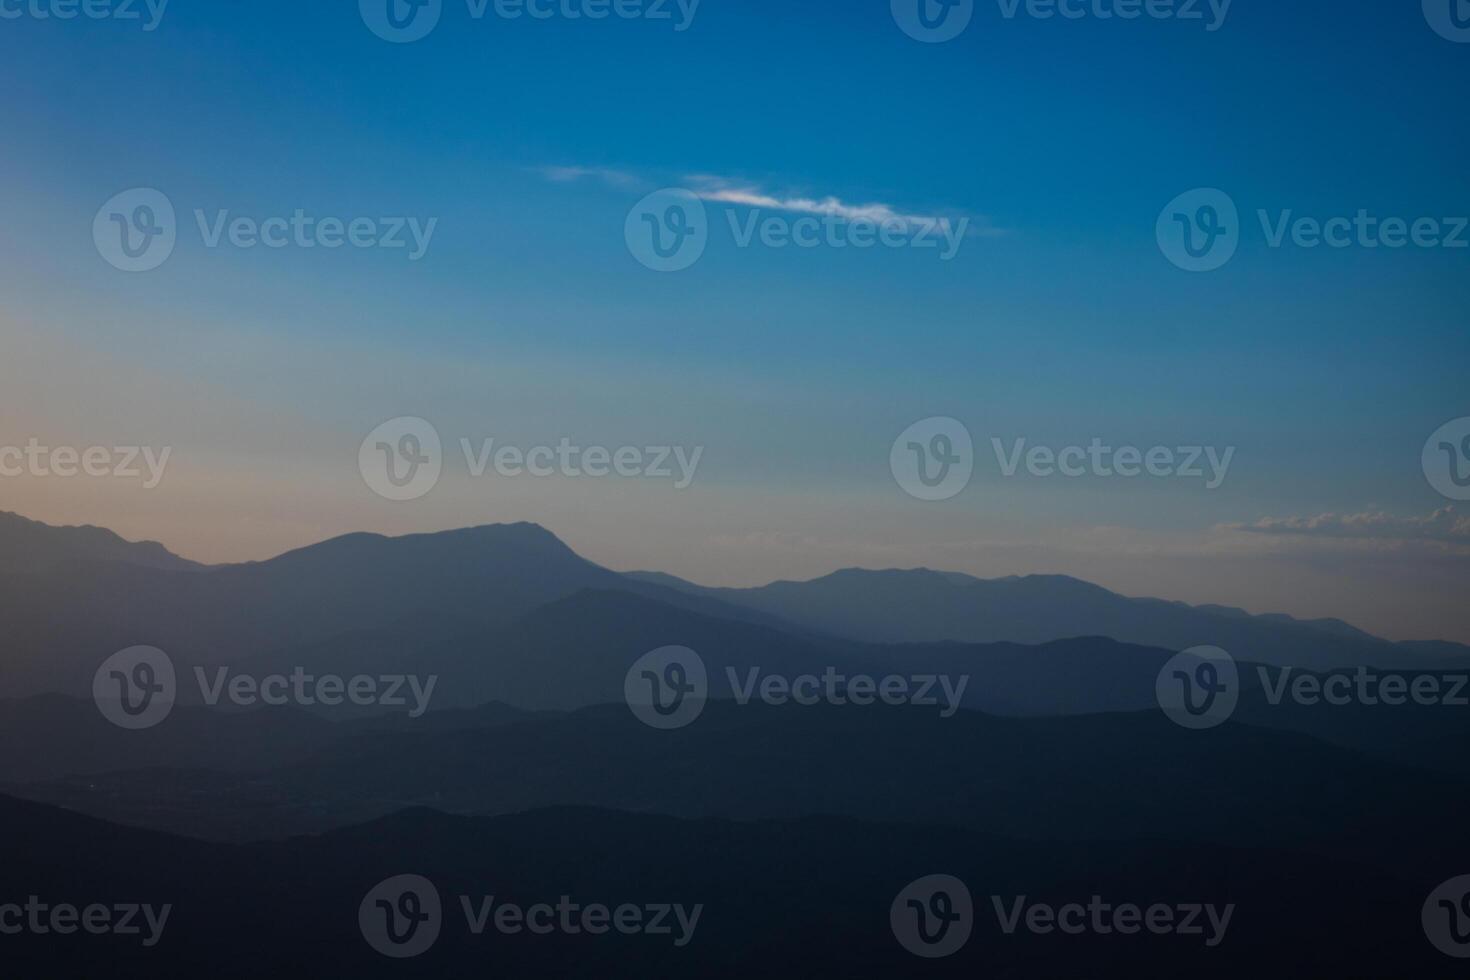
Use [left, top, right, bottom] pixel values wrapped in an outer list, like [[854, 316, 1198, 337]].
[[1, 0, 1467, 640]]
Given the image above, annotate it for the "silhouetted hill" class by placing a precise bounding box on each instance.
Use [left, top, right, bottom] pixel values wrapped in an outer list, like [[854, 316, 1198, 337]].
[[0, 510, 199, 572], [222, 587, 1221, 716], [0, 695, 547, 783], [19, 701, 1470, 886], [630, 566, 1470, 668], [6, 511, 1466, 706], [0, 520, 781, 699], [0, 795, 1453, 977]]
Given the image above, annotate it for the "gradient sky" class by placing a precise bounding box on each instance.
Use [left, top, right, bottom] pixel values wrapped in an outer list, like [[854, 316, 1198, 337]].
[[1, 0, 1467, 641]]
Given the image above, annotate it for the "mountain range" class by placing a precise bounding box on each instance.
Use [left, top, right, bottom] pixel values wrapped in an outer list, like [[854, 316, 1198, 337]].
[[2, 509, 1467, 972], [1, 792, 1449, 977], [2, 509, 1463, 704]]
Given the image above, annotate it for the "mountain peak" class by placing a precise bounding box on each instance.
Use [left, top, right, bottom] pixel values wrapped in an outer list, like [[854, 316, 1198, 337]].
[[255, 521, 581, 568], [0, 510, 197, 573]]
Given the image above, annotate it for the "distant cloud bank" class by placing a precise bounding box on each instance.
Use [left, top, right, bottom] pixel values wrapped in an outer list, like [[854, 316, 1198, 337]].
[[1224, 507, 1470, 544]]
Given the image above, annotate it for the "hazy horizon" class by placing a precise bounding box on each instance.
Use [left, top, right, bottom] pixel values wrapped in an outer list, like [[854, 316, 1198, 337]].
[[4, 503, 1466, 646]]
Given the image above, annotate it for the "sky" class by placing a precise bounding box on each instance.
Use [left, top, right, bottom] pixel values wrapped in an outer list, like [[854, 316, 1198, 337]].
[[0, 0, 1467, 642]]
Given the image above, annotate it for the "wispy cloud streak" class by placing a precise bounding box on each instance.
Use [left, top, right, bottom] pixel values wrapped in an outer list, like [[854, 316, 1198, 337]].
[[1223, 507, 1470, 543]]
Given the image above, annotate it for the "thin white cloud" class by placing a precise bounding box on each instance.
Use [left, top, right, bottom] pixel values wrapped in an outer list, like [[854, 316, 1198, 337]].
[[692, 185, 928, 226], [1223, 507, 1470, 543], [536, 165, 642, 189], [687, 175, 996, 234], [538, 164, 997, 234]]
